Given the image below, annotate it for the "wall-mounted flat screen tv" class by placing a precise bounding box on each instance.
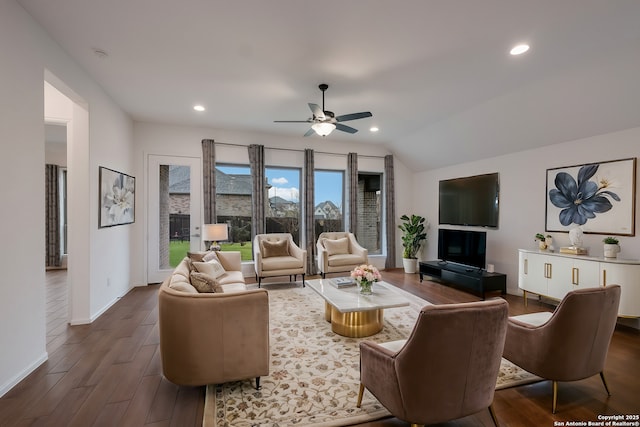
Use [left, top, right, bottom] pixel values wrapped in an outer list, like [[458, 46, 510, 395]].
[[438, 228, 487, 270], [439, 172, 499, 228]]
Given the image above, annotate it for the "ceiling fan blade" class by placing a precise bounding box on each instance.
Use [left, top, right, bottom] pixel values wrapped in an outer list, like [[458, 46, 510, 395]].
[[274, 120, 312, 123], [335, 111, 372, 122], [308, 103, 326, 120], [335, 123, 358, 134], [303, 128, 315, 137]]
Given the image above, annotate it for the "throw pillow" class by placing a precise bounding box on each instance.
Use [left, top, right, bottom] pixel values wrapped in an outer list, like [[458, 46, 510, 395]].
[[187, 251, 207, 262], [324, 237, 349, 256], [261, 239, 289, 258], [202, 251, 220, 262], [193, 259, 226, 279], [190, 271, 223, 293]]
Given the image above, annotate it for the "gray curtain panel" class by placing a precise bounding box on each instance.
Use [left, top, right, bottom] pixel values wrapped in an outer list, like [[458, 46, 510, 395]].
[[304, 149, 317, 275], [202, 139, 217, 224], [248, 144, 265, 237], [347, 152, 358, 234], [46, 164, 61, 267], [384, 154, 396, 269]]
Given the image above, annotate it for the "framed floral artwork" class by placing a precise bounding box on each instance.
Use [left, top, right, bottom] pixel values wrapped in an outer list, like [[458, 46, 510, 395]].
[[545, 158, 636, 236], [99, 166, 136, 228]]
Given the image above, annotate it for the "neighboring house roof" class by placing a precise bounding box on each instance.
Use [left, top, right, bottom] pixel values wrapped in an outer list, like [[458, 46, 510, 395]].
[[169, 165, 190, 194], [216, 169, 252, 196], [168, 166, 254, 196]]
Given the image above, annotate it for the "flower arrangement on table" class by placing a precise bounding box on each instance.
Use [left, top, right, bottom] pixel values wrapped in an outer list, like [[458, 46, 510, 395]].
[[351, 264, 382, 295]]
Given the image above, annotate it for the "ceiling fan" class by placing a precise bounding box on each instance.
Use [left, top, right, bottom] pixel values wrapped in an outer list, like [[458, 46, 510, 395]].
[[274, 83, 372, 137]]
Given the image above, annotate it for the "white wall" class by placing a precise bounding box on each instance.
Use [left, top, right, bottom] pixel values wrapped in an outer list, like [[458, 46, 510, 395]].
[[413, 127, 640, 327], [0, 0, 134, 396], [131, 121, 411, 283]]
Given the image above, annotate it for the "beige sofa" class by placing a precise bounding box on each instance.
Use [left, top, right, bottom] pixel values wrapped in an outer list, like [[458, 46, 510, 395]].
[[158, 251, 269, 388]]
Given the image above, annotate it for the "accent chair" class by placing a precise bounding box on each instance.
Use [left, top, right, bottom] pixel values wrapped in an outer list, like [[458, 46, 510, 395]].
[[316, 231, 368, 278], [503, 285, 621, 413], [357, 298, 509, 427], [253, 233, 307, 287]]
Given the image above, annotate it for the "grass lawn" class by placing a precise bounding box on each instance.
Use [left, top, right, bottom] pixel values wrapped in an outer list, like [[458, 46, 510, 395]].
[[169, 240, 253, 267]]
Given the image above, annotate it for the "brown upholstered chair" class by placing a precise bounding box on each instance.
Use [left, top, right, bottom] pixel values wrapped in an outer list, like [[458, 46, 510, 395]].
[[357, 299, 509, 427], [253, 233, 307, 287], [158, 281, 269, 389], [316, 232, 368, 278], [503, 285, 621, 413]]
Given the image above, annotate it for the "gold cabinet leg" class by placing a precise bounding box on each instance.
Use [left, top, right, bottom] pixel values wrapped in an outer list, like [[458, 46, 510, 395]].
[[356, 383, 364, 408], [552, 381, 558, 414], [523, 290, 528, 307]]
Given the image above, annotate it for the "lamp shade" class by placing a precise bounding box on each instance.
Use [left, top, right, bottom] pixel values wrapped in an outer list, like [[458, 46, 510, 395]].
[[312, 122, 336, 136], [202, 223, 228, 242]]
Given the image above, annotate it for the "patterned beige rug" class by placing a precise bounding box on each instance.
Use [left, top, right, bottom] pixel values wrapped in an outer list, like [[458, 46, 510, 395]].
[[203, 283, 540, 427]]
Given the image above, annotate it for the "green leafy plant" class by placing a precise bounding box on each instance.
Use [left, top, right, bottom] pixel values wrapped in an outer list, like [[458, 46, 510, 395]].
[[535, 233, 546, 241], [398, 214, 427, 259], [603, 236, 619, 244]]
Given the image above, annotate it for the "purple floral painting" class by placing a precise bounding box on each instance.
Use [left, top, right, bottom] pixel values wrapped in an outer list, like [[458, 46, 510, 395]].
[[545, 158, 636, 235]]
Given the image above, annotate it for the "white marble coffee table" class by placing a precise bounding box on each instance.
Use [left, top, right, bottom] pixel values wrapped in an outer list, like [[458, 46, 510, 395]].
[[305, 278, 410, 337]]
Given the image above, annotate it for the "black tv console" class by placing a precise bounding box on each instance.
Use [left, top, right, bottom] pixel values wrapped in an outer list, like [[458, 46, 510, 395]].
[[419, 261, 506, 300]]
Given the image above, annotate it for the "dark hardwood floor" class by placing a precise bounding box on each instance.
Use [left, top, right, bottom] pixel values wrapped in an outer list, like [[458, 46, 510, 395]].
[[1, 268, 638, 426]]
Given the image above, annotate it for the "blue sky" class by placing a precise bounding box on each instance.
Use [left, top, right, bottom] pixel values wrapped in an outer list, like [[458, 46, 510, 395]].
[[217, 165, 342, 207]]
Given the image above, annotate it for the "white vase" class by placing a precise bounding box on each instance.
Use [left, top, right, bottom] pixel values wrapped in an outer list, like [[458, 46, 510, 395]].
[[603, 244, 620, 258], [403, 258, 417, 274]]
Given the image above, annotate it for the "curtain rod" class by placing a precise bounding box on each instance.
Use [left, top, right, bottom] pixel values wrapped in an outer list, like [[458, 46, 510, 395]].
[[213, 141, 388, 160]]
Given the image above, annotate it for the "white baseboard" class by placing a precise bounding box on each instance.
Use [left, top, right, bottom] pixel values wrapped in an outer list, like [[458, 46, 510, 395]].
[[0, 351, 48, 398]]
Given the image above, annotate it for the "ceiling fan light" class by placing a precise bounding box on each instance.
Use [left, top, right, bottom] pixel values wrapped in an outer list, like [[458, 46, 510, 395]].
[[312, 122, 336, 136]]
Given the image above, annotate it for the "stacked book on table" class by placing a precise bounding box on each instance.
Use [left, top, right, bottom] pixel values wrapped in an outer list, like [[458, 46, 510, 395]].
[[332, 277, 356, 288]]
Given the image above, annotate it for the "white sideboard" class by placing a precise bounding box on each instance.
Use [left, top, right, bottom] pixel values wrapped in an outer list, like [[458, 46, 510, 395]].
[[518, 249, 640, 317]]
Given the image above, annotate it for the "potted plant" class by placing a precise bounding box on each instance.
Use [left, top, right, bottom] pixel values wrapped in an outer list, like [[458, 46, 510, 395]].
[[398, 214, 427, 273], [603, 237, 620, 258], [535, 233, 547, 250]]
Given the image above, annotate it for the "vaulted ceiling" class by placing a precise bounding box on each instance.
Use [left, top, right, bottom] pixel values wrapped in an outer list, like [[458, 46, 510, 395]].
[[19, 0, 640, 171]]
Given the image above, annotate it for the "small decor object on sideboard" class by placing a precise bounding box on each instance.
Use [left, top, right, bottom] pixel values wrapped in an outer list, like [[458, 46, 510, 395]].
[[535, 233, 547, 250], [603, 237, 620, 258]]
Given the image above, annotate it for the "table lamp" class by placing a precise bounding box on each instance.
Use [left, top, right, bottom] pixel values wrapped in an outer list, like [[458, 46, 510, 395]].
[[202, 223, 228, 251]]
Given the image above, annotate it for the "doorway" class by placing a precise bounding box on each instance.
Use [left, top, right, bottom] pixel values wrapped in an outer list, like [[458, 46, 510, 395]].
[[147, 155, 202, 283]]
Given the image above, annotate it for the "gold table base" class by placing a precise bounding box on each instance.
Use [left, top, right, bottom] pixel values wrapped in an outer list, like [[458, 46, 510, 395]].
[[324, 301, 384, 337]]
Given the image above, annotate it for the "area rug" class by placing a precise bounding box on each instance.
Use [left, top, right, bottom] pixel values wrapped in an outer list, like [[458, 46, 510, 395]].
[[203, 283, 540, 427]]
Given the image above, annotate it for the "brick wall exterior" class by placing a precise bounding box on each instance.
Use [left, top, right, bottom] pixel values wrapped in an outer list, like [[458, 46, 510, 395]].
[[357, 179, 381, 254], [159, 165, 170, 269]]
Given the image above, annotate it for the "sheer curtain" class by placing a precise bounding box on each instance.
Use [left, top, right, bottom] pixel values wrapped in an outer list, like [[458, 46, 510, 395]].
[[46, 164, 61, 267], [201, 139, 217, 224], [347, 152, 358, 234], [248, 144, 265, 237], [384, 154, 396, 269], [304, 149, 317, 275]]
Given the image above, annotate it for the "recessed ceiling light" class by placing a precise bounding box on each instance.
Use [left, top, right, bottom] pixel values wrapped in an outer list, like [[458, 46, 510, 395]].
[[193, 105, 205, 112], [370, 127, 379, 132], [510, 44, 530, 55]]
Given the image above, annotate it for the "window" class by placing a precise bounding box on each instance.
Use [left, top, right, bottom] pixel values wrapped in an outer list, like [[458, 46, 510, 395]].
[[215, 164, 253, 260], [314, 170, 344, 241], [266, 167, 301, 245], [357, 172, 382, 254]]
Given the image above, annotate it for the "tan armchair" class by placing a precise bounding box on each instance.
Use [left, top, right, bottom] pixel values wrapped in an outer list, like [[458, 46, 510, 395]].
[[357, 299, 509, 427], [316, 232, 368, 278], [158, 281, 269, 389], [503, 285, 621, 413], [253, 233, 307, 287]]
